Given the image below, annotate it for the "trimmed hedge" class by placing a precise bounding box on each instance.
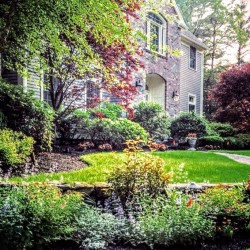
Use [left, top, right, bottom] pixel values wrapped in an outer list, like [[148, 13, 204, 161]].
[[198, 135, 224, 148], [133, 102, 170, 140], [171, 112, 207, 138]]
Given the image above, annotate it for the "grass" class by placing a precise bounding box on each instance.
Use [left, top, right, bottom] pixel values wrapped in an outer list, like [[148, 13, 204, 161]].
[[153, 151, 250, 183], [9, 151, 250, 184], [11, 152, 126, 184], [214, 150, 250, 157]]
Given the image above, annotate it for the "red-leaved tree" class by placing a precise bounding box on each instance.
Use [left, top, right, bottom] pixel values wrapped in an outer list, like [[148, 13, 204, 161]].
[[209, 63, 250, 132]]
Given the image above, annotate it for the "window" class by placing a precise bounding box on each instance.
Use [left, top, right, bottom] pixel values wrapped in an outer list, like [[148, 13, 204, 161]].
[[188, 94, 196, 112], [189, 46, 197, 69], [146, 12, 166, 55], [43, 74, 52, 106]]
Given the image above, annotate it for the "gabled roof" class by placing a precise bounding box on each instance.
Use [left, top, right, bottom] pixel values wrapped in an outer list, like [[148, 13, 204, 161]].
[[181, 30, 209, 51], [172, 0, 187, 29]]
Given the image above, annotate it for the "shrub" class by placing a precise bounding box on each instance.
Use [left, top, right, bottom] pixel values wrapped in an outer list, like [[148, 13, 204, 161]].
[[110, 119, 148, 149], [133, 102, 171, 140], [200, 187, 249, 217], [171, 112, 207, 139], [0, 129, 34, 167], [76, 204, 127, 250], [237, 134, 250, 149], [223, 136, 244, 150], [198, 135, 224, 148], [207, 122, 235, 137], [199, 186, 250, 237], [131, 193, 214, 248], [108, 140, 172, 209], [0, 184, 82, 250], [0, 80, 55, 151], [57, 111, 148, 149], [89, 102, 123, 120]]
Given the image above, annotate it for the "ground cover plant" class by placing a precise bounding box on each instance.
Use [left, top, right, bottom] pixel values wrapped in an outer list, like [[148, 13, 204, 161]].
[[0, 184, 82, 250], [10, 151, 250, 184]]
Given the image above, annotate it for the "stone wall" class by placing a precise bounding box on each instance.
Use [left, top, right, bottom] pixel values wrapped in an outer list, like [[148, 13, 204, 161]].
[[134, 4, 181, 116]]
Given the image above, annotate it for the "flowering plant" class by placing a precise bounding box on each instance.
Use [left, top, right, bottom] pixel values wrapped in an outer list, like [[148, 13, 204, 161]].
[[187, 133, 197, 139]]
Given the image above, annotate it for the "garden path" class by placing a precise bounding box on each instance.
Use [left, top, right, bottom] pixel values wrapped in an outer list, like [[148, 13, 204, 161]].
[[216, 152, 250, 165]]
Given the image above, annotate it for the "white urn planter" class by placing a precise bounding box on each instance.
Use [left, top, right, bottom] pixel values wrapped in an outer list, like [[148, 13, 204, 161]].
[[188, 138, 197, 150]]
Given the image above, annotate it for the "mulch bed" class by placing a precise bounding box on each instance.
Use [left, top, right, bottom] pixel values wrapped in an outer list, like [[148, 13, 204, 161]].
[[0, 148, 88, 178]]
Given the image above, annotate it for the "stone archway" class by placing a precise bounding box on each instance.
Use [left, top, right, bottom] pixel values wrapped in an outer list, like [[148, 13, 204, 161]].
[[145, 73, 166, 110]]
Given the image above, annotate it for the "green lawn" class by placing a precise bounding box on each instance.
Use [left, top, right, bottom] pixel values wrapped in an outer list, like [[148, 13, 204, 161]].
[[10, 151, 250, 184], [214, 150, 250, 157]]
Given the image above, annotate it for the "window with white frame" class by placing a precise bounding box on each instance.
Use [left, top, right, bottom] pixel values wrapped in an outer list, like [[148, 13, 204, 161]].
[[188, 94, 196, 112], [146, 12, 166, 55], [189, 46, 197, 69]]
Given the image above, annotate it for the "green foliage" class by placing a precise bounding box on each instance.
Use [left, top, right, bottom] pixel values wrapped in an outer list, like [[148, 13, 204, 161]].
[[133, 102, 171, 140], [131, 193, 214, 248], [223, 137, 244, 150], [108, 140, 172, 208], [0, 129, 34, 167], [0, 184, 82, 250], [76, 204, 127, 250], [198, 135, 224, 148], [0, 81, 55, 151], [110, 119, 148, 149], [200, 187, 249, 217], [238, 134, 250, 149], [199, 187, 250, 237], [89, 103, 123, 120], [57, 112, 148, 149], [171, 112, 207, 138], [207, 122, 235, 137]]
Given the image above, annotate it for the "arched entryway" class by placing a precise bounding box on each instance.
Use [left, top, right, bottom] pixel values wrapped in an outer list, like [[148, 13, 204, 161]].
[[145, 73, 166, 110]]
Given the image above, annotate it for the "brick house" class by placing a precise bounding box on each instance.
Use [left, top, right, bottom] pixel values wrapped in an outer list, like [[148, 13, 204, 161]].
[[1, 0, 207, 116]]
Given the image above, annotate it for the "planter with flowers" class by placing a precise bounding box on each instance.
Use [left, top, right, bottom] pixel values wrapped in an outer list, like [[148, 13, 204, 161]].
[[187, 133, 197, 150]]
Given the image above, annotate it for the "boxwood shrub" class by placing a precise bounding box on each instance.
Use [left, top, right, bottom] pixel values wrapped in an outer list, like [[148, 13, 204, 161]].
[[133, 102, 170, 140], [171, 112, 207, 139]]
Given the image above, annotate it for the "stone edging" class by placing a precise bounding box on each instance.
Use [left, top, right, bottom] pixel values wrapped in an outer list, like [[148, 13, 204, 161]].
[[0, 181, 244, 199]]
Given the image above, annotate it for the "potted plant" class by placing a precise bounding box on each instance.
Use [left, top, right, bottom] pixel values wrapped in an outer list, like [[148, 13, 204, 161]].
[[187, 133, 197, 150]]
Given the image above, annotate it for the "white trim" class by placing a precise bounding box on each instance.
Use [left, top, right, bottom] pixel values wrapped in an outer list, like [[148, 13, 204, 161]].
[[172, 0, 188, 29], [200, 53, 204, 115], [146, 12, 167, 56], [40, 70, 44, 101], [188, 93, 196, 112]]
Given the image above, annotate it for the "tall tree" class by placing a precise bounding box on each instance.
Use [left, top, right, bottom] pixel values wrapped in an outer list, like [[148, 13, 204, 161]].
[[176, 0, 237, 119], [230, 0, 250, 65], [209, 63, 250, 132], [0, 0, 144, 112]]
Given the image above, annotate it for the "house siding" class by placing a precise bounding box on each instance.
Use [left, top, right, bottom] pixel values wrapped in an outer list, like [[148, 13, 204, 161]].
[[27, 64, 42, 100], [2, 70, 19, 85], [180, 43, 203, 115]]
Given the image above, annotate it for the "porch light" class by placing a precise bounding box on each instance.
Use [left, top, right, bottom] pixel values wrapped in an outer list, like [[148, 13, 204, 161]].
[[135, 80, 143, 87], [172, 90, 179, 101]]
